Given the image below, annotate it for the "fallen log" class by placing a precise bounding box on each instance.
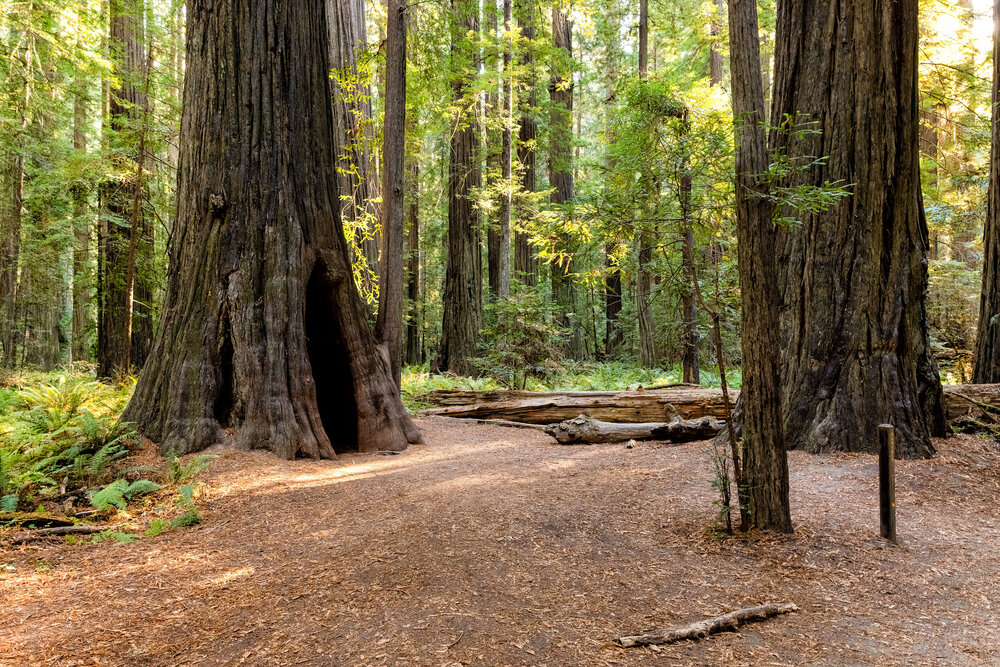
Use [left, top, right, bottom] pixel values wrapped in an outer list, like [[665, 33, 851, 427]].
[[0, 512, 78, 529], [617, 602, 798, 648], [418, 385, 1000, 424], [544, 414, 723, 444], [6, 525, 111, 545]]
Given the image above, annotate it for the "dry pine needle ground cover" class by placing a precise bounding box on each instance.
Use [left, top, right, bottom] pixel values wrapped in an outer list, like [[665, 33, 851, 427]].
[[1, 416, 999, 666]]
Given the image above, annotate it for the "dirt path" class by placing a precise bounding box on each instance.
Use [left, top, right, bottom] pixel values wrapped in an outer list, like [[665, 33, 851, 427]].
[[2, 417, 999, 666]]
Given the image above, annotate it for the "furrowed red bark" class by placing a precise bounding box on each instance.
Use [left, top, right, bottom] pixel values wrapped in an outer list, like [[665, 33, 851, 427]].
[[121, 0, 421, 458], [771, 0, 947, 458], [975, 0, 1000, 383]]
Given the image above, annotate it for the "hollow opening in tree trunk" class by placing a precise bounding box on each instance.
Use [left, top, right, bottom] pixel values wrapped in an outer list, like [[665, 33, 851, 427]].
[[305, 263, 359, 453], [213, 324, 235, 428]]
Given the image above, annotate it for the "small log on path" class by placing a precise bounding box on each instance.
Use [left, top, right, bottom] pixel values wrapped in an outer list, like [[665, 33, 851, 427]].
[[544, 414, 723, 444], [617, 602, 798, 648], [7, 525, 111, 545], [418, 385, 1000, 424]]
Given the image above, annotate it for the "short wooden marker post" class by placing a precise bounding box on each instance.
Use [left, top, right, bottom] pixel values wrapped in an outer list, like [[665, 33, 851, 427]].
[[878, 424, 896, 542]]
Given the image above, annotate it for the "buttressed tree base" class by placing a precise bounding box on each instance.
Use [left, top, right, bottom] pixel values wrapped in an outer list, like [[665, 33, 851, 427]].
[[121, 0, 421, 458]]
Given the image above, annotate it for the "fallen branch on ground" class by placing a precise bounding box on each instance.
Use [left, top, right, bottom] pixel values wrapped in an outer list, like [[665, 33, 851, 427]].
[[617, 602, 798, 648], [544, 414, 723, 444], [473, 418, 550, 431], [7, 525, 111, 545]]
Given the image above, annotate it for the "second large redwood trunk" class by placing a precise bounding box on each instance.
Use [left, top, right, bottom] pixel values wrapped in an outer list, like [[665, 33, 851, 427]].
[[771, 0, 947, 458], [121, 0, 420, 458]]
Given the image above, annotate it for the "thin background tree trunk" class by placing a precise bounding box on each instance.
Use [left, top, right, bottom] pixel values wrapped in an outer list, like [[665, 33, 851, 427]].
[[549, 7, 580, 358], [376, 0, 408, 387], [728, 0, 792, 533], [434, 0, 483, 375], [328, 0, 381, 300], [637, 0, 657, 368], [514, 0, 537, 286]]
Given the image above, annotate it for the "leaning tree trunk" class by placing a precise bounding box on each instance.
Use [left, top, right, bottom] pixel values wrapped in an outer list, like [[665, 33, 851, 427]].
[[121, 0, 421, 458], [728, 0, 792, 533], [975, 0, 1000, 384], [771, 0, 947, 458], [433, 0, 483, 376]]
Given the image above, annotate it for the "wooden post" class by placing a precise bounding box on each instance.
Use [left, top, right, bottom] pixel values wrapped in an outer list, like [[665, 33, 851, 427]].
[[878, 424, 896, 541]]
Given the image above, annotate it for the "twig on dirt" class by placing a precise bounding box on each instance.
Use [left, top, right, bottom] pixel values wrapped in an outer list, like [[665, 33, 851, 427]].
[[447, 631, 465, 649], [617, 602, 798, 648], [473, 418, 549, 431], [7, 525, 111, 545]]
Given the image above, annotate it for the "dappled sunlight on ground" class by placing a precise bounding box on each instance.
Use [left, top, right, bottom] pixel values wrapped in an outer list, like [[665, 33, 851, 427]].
[[2, 419, 999, 665]]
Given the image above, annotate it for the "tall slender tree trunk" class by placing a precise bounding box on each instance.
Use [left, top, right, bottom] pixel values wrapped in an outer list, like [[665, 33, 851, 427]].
[[728, 0, 792, 533], [549, 7, 580, 358], [71, 75, 91, 363], [404, 114, 421, 366], [122, 0, 421, 458], [679, 114, 700, 384], [1, 19, 27, 368], [975, 0, 1000, 383], [496, 0, 513, 299], [772, 0, 947, 457], [637, 0, 657, 368], [709, 0, 724, 84], [98, 0, 147, 379], [328, 0, 381, 301], [514, 0, 536, 286], [0, 151, 23, 369], [434, 0, 483, 376], [376, 0, 407, 387]]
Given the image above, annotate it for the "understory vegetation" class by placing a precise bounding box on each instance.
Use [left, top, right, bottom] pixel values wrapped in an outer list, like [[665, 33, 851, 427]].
[[0, 368, 214, 542]]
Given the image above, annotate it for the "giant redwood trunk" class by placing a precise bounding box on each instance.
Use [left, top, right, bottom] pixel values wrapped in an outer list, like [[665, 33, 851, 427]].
[[121, 0, 421, 458], [434, 0, 483, 376], [728, 0, 792, 533], [975, 0, 1000, 384], [771, 0, 947, 458]]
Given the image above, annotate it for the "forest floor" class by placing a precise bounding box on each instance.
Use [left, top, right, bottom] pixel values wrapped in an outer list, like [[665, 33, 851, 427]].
[[1, 417, 999, 666]]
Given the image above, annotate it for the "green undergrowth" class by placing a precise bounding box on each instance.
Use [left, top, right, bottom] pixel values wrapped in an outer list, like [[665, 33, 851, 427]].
[[0, 366, 213, 545]]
